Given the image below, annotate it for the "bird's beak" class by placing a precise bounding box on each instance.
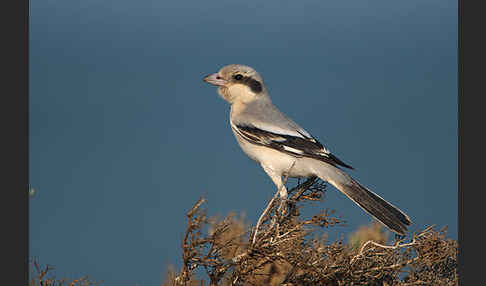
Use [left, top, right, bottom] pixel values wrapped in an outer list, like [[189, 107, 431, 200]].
[[203, 73, 228, 87]]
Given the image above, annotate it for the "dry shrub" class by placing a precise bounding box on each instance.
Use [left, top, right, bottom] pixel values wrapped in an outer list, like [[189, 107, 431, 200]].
[[29, 258, 101, 286], [163, 178, 458, 286]]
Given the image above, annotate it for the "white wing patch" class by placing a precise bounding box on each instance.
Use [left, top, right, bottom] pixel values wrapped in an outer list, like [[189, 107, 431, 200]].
[[282, 146, 305, 154]]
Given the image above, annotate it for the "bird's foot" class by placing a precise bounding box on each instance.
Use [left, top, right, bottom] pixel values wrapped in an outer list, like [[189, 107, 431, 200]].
[[277, 196, 288, 217]]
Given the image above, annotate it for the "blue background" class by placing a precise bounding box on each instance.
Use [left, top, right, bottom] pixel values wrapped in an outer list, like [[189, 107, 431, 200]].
[[29, 0, 457, 285]]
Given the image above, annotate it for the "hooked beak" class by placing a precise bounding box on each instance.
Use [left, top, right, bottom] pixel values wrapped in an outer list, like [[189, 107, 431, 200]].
[[203, 73, 228, 87]]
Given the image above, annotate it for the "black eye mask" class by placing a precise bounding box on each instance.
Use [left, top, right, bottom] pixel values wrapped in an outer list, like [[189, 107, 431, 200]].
[[247, 78, 262, 93], [233, 74, 263, 93]]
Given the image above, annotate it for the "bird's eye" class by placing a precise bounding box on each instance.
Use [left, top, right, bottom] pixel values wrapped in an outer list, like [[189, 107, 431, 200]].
[[233, 74, 244, 81]]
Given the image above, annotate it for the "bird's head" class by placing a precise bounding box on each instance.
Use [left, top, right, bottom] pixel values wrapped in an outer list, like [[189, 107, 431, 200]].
[[203, 64, 266, 104]]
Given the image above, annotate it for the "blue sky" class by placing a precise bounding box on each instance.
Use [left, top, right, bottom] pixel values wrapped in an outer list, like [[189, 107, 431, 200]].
[[29, 0, 457, 285]]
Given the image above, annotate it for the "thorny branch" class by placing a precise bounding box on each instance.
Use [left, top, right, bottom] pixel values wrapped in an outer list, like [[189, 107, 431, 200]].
[[30, 258, 100, 286]]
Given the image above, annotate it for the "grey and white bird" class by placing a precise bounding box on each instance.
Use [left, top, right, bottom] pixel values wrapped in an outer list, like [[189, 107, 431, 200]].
[[203, 64, 412, 235]]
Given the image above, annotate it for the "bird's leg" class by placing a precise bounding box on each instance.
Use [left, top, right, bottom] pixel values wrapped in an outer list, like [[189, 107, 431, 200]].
[[277, 161, 295, 215], [277, 183, 288, 215], [278, 183, 288, 199]]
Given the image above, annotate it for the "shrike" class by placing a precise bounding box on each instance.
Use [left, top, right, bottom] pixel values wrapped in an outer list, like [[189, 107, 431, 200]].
[[203, 64, 412, 235]]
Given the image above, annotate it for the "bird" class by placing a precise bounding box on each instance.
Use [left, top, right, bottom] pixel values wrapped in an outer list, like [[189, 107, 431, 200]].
[[203, 64, 412, 235]]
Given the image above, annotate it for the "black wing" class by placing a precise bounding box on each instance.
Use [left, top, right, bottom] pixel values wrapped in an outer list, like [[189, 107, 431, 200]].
[[232, 123, 354, 170]]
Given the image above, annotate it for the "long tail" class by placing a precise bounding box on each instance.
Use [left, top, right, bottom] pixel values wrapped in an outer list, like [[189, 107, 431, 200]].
[[308, 159, 412, 235]]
